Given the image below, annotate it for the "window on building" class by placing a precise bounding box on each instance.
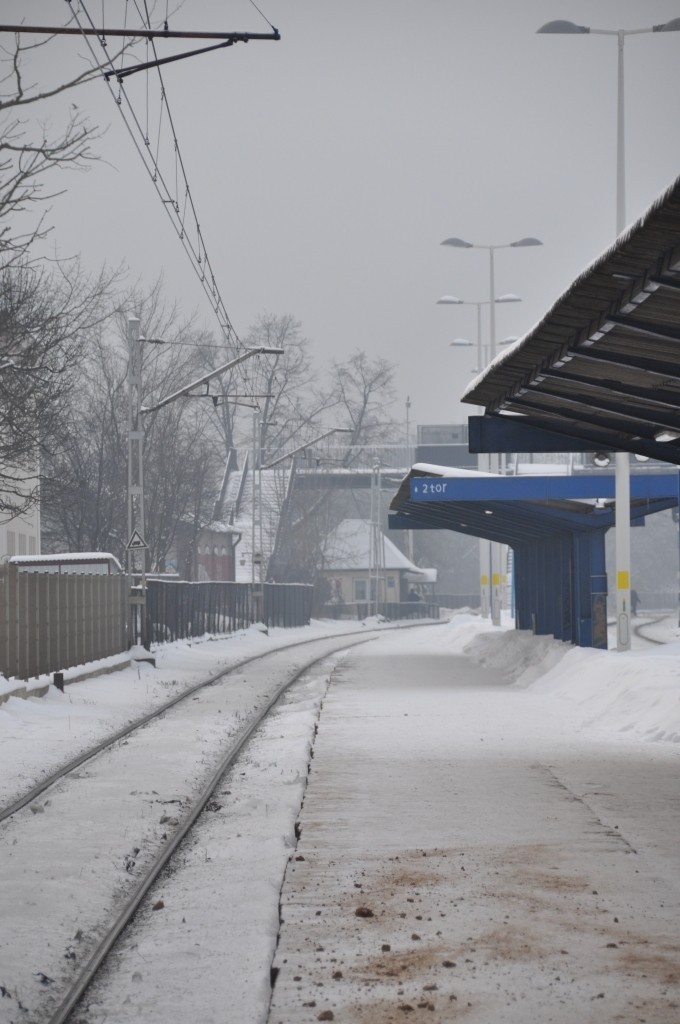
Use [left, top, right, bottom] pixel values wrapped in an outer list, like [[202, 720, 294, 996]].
[[28, 536, 37, 555], [18, 533, 27, 555], [353, 578, 367, 602], [7, 531, 16, 556]]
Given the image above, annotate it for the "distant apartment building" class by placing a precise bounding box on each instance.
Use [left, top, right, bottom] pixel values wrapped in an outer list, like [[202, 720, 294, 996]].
[[0, 500, 40, 561]]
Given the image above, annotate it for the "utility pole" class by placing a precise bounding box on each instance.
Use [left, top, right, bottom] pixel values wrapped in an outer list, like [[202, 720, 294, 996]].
[[369, 462, 384, 616], [126, 315, 151, 656], [251, 412, 263, 621]]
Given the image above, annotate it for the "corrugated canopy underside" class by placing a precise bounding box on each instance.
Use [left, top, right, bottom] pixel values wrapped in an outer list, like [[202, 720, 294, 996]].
[[463, 174, 680, 464]]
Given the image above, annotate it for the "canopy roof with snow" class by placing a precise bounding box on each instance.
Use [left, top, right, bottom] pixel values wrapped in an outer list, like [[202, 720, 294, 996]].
[[463, 173, 680, 464]]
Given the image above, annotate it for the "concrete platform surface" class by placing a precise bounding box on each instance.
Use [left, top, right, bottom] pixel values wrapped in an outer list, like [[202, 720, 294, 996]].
[[268, 631, 680, 1024]]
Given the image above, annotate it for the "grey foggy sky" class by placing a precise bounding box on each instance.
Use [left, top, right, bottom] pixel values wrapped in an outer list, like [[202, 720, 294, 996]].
[[6, 0, 680, 429]]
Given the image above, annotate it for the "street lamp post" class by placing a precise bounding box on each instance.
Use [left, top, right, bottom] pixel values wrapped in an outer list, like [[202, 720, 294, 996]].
[[369, 460, 383, 618], [439, 294, 521, 620], [537, 16, 680, 651], [440, 237, 542, 626], [537, 19, 680, 235]]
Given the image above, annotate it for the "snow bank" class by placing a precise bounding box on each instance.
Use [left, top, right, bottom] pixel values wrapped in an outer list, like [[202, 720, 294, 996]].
[[444, 612, 680, 744]]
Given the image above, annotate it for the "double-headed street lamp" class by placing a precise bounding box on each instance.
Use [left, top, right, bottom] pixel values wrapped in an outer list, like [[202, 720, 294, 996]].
[[440, 236, 542, 626], [537, 18, 680, 236], [440, 237, 541, 366], [538, 16, 680, 652]]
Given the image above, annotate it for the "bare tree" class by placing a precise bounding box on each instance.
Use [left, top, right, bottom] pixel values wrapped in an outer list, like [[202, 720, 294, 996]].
[[0, 22, 133, 520], [326, 349, 397, 455], [0, 27, 127, 267], [41, 280, 222, 568], [0, 257, 118, 520], [247, 313, 323, 462]]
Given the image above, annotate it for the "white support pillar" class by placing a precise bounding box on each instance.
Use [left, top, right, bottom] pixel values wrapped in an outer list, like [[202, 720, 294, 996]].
[[615, 450, 631, 650]]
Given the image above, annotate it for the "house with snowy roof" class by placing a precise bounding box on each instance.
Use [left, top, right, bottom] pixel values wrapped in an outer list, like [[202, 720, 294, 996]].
[[320, 518, 435, 609]]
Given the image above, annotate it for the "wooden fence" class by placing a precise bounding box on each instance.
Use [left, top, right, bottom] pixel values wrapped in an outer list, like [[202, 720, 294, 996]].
[[0, 563, 127, 681]]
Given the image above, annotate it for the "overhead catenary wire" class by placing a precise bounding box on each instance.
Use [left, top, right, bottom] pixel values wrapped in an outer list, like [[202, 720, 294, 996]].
[[247, 0, 278, 33], [65, 0, 281, 404]]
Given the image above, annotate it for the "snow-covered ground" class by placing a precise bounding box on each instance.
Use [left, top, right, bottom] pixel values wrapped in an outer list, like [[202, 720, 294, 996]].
[[1, 612, 679, 1023]]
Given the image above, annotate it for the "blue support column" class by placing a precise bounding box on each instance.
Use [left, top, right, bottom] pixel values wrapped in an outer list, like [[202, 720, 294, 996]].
[[561, 535, 574, 643], [572, 529, 608, 649], [590, 529, 608, 650]]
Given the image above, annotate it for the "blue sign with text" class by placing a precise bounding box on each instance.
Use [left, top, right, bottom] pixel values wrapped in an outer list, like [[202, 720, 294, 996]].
[[409, 473, 678, 503], [410, 478, 455, 500]]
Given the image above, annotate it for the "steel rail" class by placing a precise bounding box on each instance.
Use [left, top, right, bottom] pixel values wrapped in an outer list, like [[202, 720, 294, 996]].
[[47, 634, 375, 1024], [632, 614, 671, 646]]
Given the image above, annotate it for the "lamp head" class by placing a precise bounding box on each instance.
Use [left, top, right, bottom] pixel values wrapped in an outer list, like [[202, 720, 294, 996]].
[[441, 237, 474, 248], [495, 293, 521, 303], [510, 237, 543, 248], [537, 20, 590, 34], [654, 17, 680, 31], [450, 338, 473, 347], [437, 295, 464, 304]]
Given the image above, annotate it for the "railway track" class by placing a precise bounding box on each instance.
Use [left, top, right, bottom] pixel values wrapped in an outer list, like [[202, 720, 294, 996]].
[[0, 622, 440, 1024], [0, 624, 403, 825], [632, 613, 674, 646]]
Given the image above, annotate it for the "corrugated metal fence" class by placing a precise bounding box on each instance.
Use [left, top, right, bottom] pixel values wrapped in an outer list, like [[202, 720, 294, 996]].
[[0, 566, 314, 681], [0, 563, 127, 681]]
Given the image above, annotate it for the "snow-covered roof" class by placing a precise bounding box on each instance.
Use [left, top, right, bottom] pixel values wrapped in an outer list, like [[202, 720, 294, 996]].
[[405, 567, 437, 583], [10, 552, 123, 569], [411, 463, 496, 479], [323, 519, 429, 575], [200, 520, 241, 535]]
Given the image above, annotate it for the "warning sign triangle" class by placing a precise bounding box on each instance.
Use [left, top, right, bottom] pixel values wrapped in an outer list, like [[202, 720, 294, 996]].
[[126, 529, 148, 550]]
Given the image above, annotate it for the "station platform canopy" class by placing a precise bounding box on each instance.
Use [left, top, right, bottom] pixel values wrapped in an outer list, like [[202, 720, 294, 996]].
[[389, 464, 676, 547], [390, 464, 677, 648], [463, 174, 680, 462]]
